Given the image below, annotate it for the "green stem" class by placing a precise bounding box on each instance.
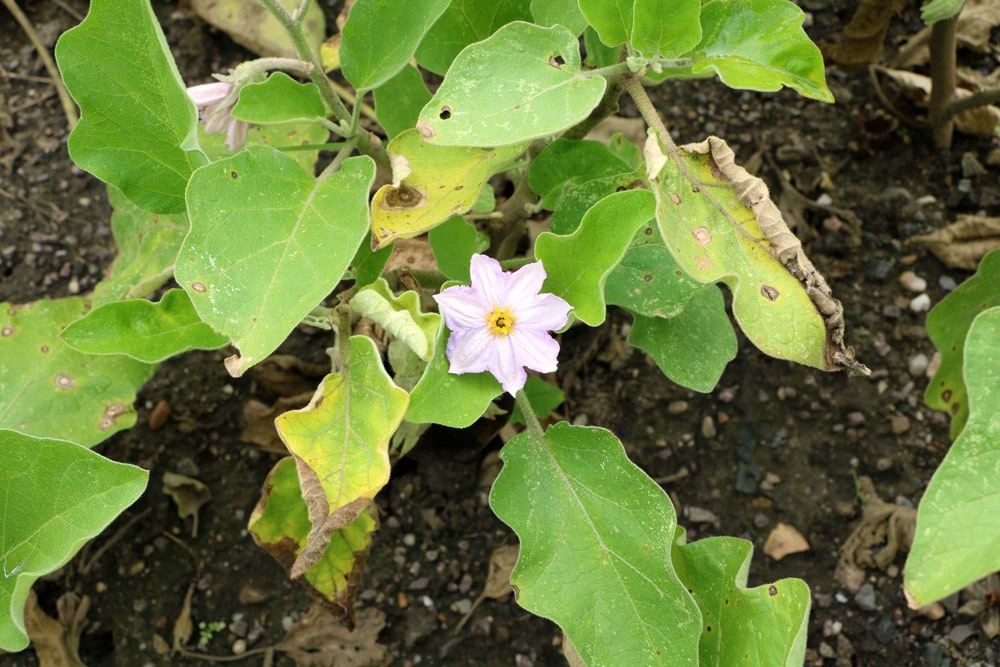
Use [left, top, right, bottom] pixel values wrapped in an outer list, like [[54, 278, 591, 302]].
[[318, 136, 359, 179], [257, 0, 352, 124], [515, 390, 545, 441]]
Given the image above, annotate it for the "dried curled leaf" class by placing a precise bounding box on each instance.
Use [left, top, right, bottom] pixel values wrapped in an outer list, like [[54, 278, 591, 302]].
[[873, 67, 1000, 136], [912, 215, 1000, 269], [682, 137, 867, 374], [821, 0, 908, 68]]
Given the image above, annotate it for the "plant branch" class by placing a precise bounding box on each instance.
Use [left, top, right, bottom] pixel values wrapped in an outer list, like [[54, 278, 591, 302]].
[[2, 0, 79, 130], [947, 86, 1000, 118], [928, 15, 957, 150], [257, 0, 352, 124], [561, 72, 628, 141]]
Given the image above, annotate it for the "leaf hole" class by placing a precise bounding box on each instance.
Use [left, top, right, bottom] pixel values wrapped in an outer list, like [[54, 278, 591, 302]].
[[549, 54, 566, 67], [438, 106, 451, 120], [768, 584, 778, 596], [230, 171, 239, 179], [40, 345, 49, 353]]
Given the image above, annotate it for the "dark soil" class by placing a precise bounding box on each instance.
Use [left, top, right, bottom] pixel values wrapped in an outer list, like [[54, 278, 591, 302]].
[[2, 1, 999, 666]]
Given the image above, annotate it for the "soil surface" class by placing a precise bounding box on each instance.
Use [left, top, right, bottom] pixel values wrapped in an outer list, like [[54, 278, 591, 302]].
[[2, 1, 1000, 666]]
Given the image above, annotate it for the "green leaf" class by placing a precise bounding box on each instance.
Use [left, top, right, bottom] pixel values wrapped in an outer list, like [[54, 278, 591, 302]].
[[55, 0, 207, 213], [578, 0, 632, 47], [656, 0, 833, 103], [605, 220, 705, 318], [371, 129, 526, 249], [906, 306, 1000, 604], [429, 216, 490, 282], [248, 456, 377, 626], [0, 298, 155, 446], [406, 320, 502, 427], [529, 139, 634, 210], [415, 0, 533, 75], [672, 534, 811, 666], [62, 289, 229, 363], [177, 148, 375, 377], [0, 430, 147, 652], [923, 248, 1000, 438], [198, 120, 330, 172], [373, 65, 433, 139], [551, 171, 645, 235], [231, 72, 327, 124], [275, 336, 407, 577], [490, 422, 701, 666], [350, 279, 440, 361], [93, 185, 189, 308], [628, 286, 738, 393], [509, 376, 564, 425], [651, 135, 846, 371], [536, 190, 655, 326], [351, 240, 393, 288], [340, 0, 450, 91], [417, 22, 607, 147], [583, 26, 621, 67], [630, 0, 702, 60], [530, 0, 587, 34], [921, 0, 965, 25]]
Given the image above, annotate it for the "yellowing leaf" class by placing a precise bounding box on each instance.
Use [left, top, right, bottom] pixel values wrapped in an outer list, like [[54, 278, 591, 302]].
[[275, 336, 407, 577], [370, 129, 527, 249]]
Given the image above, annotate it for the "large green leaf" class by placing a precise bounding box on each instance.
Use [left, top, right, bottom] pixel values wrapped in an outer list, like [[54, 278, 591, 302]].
[[628, 286, 738, 393], [61, 289, 229, 363], [906, 307, 1000, 604], [248, 457, 377, 627], [428, 216, 490, 282], [231, 72, 327, 124], [417, 22, 606, 147], [656, 0, 833, 103], [340, 0, 450, 91], [672, 533, 811, 666], [414, 0, 532, 75], [406, 320, 502, 427], [535, 190, 655, 326], [371, 129, 526, 249], [177, 148, 375, 377], [275, 336, 407, 577], [530, 0, 587, 34], [650, 135, 849, 371], [923, 248, 1000, 438], [578, 0, 632, 47], [0, 430, 147, 652], [630, 0, 702, 60], [490, 422, 701, 666], [0, 298, 155, 446], [373, 65, 433, 139], [92, 185, 189, 308], [55, 0, 207, 213], [529, 139, 635, 211]]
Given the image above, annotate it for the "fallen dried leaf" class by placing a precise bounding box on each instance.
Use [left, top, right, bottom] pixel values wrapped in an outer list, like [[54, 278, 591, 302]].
[[912, 215, 1000, 269], [821, 0, 908, 68], [241, 394, 312, 452], [763, 522, 810, 560], [24, 589, 85, 667], [163, 472, 212, 538], [874, 67, 1000, 136], [275, 604, 389, 667]]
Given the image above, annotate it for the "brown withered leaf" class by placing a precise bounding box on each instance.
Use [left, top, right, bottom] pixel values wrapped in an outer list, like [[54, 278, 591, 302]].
[[276, 604, 389, 667], [874, 67, 1000, 136], [836, 476, 916, 586], [162, 472, 212, 538], [24, 589, 86, 667], [821, 0, 908, 68], [241, 394, 313, 452], [247, 354, 329, 398], [912, 215, 1000, 269], [894, 0, 1000, 67]]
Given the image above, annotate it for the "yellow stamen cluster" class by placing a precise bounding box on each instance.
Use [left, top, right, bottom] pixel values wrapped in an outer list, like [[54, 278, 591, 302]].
[[487, 307, 515, 336]]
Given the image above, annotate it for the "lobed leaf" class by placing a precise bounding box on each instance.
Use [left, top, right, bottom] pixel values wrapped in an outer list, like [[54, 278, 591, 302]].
[[275, 336, 407, 578], [177, 148, 375, 377], [530, 0, 588, 35], [350, 279, 440, 361], [672, 533, 811, 666], [923, 248, 1000, 438], [231, 72, 327, 124], [61, 289, 229, 363], [248, 457, 377, 628], [0, 298, 155, 446], [627, 286, 738, 393], [340, 0, 450, 91], [415, 0, 532, 75], [578, 0, 633, 47], [371, 129, 526, 249], [630, 0, 702, 60], [650, 135, 857, 372], [490, 422, 702, 666], [535, 190, 655, 326], [417, 22, 606, 147], [906, 307, 1000, 604], [55, 0, 207, 214], [0, 430, 147, 652]]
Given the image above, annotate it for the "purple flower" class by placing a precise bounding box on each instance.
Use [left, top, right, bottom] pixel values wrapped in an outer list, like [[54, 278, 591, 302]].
[[186, 81, 248, 151], [433, 255, 571, 395]]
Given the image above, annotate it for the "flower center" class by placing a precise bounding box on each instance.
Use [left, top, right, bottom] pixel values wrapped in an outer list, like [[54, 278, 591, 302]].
[[487, 307, 515, 336]]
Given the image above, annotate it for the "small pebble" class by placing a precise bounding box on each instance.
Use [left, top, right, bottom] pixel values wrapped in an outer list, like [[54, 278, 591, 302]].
[[282, 616, 294, 632], [752, 513, 770, 528], [700, 416, 717, 438], [409, 577, 429, 591], [938, 275, 957, 291], [876, 457, 893, 471], [846, 411, 866, 426], [909, 293, 931, 313], [872, 615, 895, 644], [908, 353, 929, 377], [915, 194, 937, 206], [899, 270, 927, 292], [948, 623, 974, 644], [854, 582, 876, 610], [818, 642, 835, 658], [667, 400, 688, 414], [891, 415, 911, 434], [866, 259, 891, 283], [453, 598, 472, 614], [402, 533, 416, 547], [232, 639, 247, 655], [148, 400, 171, 430], [816, 193, 833, 206], [686, 506, 718, 524]]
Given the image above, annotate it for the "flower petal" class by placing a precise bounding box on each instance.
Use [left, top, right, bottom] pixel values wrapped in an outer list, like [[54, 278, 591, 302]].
[[469, 255, 510, 307], [489, 335, 528, 395], [445, 328, 492, 375], [505, 261, 547, 305], [510, 329, 560, 374], [514, 292, 572, 332], [187, 82, 232, 107], [435, 286, 490, 331]]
